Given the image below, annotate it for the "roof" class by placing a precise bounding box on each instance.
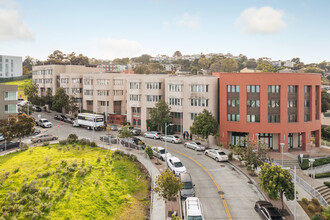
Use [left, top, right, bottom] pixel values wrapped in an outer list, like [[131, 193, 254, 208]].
[[168, 156, 181, 162], [186, 197, 202, 216]]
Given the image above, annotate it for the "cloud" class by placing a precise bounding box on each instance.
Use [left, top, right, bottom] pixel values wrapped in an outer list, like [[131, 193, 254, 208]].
[[176, 13, 200, 30], [95, 38, 143, 59], [0, 1, 34, 42], [236, 6, 287, 34], [163, 21, 169, 30]]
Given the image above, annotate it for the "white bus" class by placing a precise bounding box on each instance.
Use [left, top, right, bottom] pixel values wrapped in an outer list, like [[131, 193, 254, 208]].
[[74, 113, 104, 130]]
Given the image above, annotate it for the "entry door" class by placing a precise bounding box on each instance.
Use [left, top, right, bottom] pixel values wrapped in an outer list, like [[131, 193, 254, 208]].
[[288, 133, 293, 148]]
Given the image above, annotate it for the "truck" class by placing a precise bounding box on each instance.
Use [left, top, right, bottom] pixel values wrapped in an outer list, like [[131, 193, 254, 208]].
[[73, 113, 104, 130]]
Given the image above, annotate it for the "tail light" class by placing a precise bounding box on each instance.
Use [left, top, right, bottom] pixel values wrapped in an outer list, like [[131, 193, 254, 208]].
[[156, 134, 158, 136], [176, 139, 178, 141]]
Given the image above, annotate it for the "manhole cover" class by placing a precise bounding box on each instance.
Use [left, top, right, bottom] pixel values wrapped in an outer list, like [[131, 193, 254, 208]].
[[218, 191, 224, 195]]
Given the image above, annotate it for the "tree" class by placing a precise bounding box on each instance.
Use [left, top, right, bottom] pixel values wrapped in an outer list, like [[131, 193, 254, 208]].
[[66, 96, 78, 114], [256, 62, 275, 72], [291, 57, 300, 64], [150, 100, 172, 133], [144, 145, 153, 159], [219, 58, 239, 72], [118, 125, 133, 138], [19, 103, 34, 115], [0, 114, 35, 147], [24, 83, 39, 105], [198, 57, 210, 70], [304, 66, 325, 75], [259, 163, 295, 210], [173, 51, 182, 57], [69, 53, 89, 66], [23, 56, 34, 71], [149, 63, 164, 73], [52, 88, 69, 113], [133, 65, 151, 74], [44, 89, 53, 109], [113, 57, 129, 65], [154, 170, 183, 201], [321, 90, 330, 113], [246, 59, 257, 69], [190, 109, 218, 147], [131, 54, 151, 64], [209, 63, 222, 74], [23, 66, 29, 75]]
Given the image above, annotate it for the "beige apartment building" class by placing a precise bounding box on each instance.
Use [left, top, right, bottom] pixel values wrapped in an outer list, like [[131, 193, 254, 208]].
[[0, 85, 18, 120]]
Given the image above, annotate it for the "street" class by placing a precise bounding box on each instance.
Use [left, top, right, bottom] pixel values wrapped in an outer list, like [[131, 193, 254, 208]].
[[25, 111, 263, 220]]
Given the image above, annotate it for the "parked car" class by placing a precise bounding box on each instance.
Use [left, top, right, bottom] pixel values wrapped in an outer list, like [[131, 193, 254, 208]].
[[254, 201, 283, 220], [144, 131, 162, 139], [64, 117, 75, 124], [0, 133, 4, 142], [204, 149, 228, 162], [54, 114, 64, 121], [33, 106, 42, 112], [110, 125, 118, 131], [167, 156, 187, 176], [184, 142, 205, 151], [31, 134, 58, 143], [60, 114, 67, 121], [131, 128, 141, 136], [36, 119, 52, 128], [180, 173, 195, 199], [121, 138, 140, 149], [132, 137, 145, 148], [152, 146, 171, 161], [161, 135, 182, 144], [99, 135, 118, 144], [183, 197, 204, 220], [0, 141, 19, 151], [17, 99, 27, 107], [32, 128, 41, 135]]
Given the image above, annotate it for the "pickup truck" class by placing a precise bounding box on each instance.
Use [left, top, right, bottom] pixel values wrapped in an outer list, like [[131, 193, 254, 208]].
[[36, 118, 52, 128]]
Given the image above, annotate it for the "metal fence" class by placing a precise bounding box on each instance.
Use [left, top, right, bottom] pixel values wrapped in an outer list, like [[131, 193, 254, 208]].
[[0, 75, 31, 83], [308, 163, 330, 174]]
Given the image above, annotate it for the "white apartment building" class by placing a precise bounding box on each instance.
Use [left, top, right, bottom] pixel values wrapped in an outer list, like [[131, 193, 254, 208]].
[[0, 55, 22, 78]]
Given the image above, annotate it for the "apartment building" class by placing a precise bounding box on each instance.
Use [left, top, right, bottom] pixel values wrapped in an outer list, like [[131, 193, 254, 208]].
[[0, 85, 18, 120], [32, 65, 103, 96], [214, 72, 321, 152], [0, 55, 22, 78]]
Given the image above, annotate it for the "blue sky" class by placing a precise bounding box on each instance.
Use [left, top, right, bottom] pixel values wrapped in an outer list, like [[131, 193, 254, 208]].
[[0, 0, 329, 63]]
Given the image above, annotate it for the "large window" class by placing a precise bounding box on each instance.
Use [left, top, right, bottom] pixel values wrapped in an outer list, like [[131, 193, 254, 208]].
[[227, 99, 239, 107], [72, 78, 82, 84], [268, 115, 280, 123], [5, 104, 17, 114], [168, 84, 182, 92], [146, 95, 161, 102], [147, 82, 161, 89], [227, 114, 240, 122], [227, 85, 239, 93], [4, 91, 17, 100], [97, 90, 109, 96], [247, 85, 260, 93], [247, 100, 260, 107], [114, 79, 123, 85], [168, 98, 182, 106], [60, 78, 69, 84], [190, 98, 208, 107], [247, 114, 260, 123], [268, 100, 280, 108], [97, 79, 110, 85], [130, 82, 140, 89], [190, 113, 198, 120], [72, 88, 82, 94], [84, 90, 93, 95], [191, 84, 208, 92], [268, 85, 280, 93], [130, 95, 140, 101], [113, 90, 123, 96], [84, 79, 93, 85]]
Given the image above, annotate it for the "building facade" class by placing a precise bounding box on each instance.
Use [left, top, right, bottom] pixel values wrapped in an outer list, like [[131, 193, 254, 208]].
[[0, 55, 22, 78], [214, 72, 321, 152], [0, 85, 18, 120]]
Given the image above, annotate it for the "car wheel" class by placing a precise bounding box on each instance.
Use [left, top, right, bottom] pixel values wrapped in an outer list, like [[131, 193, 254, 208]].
[[52, 137, 56, 140], [195, 147, 198, 151], [171, 140, 175, 144], [184, 144, 187, 148], [215, 157, 219, 162], [153, 136, 156, 140], [205, 152, 208, 156], [37, 140, 41, 143]]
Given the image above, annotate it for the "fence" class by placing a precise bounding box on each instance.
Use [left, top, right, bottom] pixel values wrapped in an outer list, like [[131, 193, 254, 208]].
[[308, 163, 330, 174], [0, 75, 31, 83]]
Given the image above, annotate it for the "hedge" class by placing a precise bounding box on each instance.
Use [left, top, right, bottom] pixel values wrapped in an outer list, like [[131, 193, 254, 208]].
[[313, 172, 330, 179], [300, 157, 330, 170]]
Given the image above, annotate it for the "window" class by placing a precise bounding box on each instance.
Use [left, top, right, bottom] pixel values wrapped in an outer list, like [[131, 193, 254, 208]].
[[130, 82, 140, 89], [84, 79, 93, 85], [10, 60, 13, 72], [114, 79, 123, 85], [72, 78, 82, 84], [4, 91, 17, 100], [247, 85, 259, 93], [191, 113, 198, 120], [100, 101, 109, 106], [190, 98, 208, 107], [147, 82, 161, 89], [72, 88, 82, 94], [146, 95, 161, 102], [227, 99, 239, 107], [113, 90, 123, 96], [97, 90, 109, 96], [168, 98, 182, 106], [304, 114, 310, 122], [304, 86, 310, 93], [247, 100, 260, 107], [44, 79, 52, 83], [130, 95, 140, 101], [304, 99, 310, 107], [288, 100, 297, 108], [190, 84, 208, 92], [268, 115, 280, 123], [268, 100, 280, 108], [4, 104, 17, 114], [247, 114, 260, 123], [60, 78, 69, 84], [227, 85, 239, 93], [227, 114, 240, 122], [288, 114, 297, 122], [268, 85, 280, 93], [168, 84, 182, 92], [97, 79, 110, 85], [84, 90, 93, 95], [288, 85, 297, 93]]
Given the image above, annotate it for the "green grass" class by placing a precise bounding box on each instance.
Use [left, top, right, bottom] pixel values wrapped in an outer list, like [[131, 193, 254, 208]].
[[0, 144, 149, 219], [2, 78, 32, 99]]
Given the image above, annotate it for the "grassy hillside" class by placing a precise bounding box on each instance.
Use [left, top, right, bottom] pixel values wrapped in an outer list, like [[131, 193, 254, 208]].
[[2, 78, 32, 100], [0, 144, 149, 219]]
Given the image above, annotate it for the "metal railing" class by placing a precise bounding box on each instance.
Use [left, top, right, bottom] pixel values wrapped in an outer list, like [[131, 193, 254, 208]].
[[0, 75, 31, 83], [308, 163, 330, 174]]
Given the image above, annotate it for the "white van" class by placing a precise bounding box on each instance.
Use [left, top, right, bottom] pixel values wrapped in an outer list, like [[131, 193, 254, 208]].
[[183, 197, 204, 220]]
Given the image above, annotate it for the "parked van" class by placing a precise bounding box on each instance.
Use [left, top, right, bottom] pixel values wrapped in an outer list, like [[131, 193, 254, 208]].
[[180, 173, 195, 199], [183, 197, 204, 220]]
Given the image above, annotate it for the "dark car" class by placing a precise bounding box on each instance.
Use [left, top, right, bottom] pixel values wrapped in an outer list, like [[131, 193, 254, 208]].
[[60, 115, 67, 121], [254, 201, 283, 220], [100, 135, 118, 144], [131, 128, 141, 136], [132, 137, 146, 149], [54, 114, 64, 121], [64, 117, 75, 124], [34, 106, 42, 112], [0, 141, 19, 151]]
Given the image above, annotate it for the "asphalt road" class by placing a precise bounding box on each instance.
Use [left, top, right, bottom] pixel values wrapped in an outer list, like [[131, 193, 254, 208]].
[[24, 111, 264, 220]]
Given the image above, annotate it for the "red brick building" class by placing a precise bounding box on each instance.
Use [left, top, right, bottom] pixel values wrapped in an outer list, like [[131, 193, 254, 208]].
[[213, 72, 321, 152]]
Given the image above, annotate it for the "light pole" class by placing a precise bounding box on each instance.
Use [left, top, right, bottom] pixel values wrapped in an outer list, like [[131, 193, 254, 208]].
[[165, 123, 174, 169], [309, 158, 315, 189], [280, 143, 284, 167], [256, 133, 259, 153], [294, 166, 297, 220]]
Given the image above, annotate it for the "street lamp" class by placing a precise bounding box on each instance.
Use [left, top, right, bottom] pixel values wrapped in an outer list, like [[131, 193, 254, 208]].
[[280, 143, 285, 167], [165, 123, 174, 169], [309, 158, 315, 189]]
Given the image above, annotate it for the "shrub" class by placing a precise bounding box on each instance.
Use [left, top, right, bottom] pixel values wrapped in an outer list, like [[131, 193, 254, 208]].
[[59, 140, 67, 145], [57, 147, 62, 151], [97, 156, 101, 162], [78, 167, 88, 177], [228, 152, 233, 161], [41, 171, 51, 177], [301, 157, 330, 170], [302, 197, 309, 205], [60, 176, 66, 184], [78, 138, 90, 146], [42, 142, 49, 147], [315, 172, 330, 178], [129, 154, 137, 162], [144, 145, 153, 159], [20, 143, 29, 151], [88, 164, 93, 172], [90, 141, 97, 148], [324, 181, 330, 188], [311, 214, 323, 220], [312, 198, 320, 206], [67, 134, 78, 143], [308, 204, 315, 213], [13, 167, 20, 174]]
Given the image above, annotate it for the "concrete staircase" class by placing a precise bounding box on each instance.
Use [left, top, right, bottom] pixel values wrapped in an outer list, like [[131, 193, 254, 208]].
[[315, 185, 330, 205], [273, 160, 301, 169]]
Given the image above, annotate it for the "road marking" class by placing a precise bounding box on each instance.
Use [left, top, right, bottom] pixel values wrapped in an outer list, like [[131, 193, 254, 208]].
[[168, 147, 232, 220]]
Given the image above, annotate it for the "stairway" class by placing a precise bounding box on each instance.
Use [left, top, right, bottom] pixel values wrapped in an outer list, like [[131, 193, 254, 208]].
[[316, 185, 330, 205], [273, 160, 301, 169]]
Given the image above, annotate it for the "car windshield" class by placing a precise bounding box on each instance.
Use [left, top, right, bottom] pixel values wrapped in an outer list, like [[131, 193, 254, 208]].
[[196, 142, 201, 145], [42, 119, 49, 122], [159, 149, 166, 154], [174, 162, 183, 167], [174, 136, 179, 138], [218, 152, 226, 155], [183, 181, 193, 189], [271, 217, 282, 220], [188, 216, 202, 220]]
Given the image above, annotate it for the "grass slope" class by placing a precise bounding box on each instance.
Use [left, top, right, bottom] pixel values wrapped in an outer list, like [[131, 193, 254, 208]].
[[0, 144, 149, 219], [2, 78, 32, 99]]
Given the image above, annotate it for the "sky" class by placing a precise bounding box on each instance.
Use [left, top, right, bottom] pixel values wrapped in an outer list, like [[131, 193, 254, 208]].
[[0, 0, 329, 63]]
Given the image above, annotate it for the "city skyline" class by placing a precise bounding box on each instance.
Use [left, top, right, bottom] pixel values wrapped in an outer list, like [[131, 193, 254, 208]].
[[0, 0, 329, 63]]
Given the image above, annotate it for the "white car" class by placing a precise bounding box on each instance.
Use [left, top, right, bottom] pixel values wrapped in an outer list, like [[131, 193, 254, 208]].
[[152, 146, 171, 161], [167, 156, 187, 176], [204, 149, 228, 162], [161, 135, 182, 144], [183, 197, 204, 220], [144, 131, 161, 139], [184, 142, 205, 151], [36, 118, 52, 128], [0, 134, 4, 142]]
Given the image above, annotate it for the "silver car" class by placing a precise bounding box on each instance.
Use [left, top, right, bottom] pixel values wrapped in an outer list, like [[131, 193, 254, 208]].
[[204, 149, 228, 162], [152, 146, 172, 161], [184, 142, 205, 151], [161, 135, 182, 144], [144, 131, 161, 139]]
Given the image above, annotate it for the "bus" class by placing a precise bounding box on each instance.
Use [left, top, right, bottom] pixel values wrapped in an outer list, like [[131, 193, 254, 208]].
[[74, 113, 104, 130]]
